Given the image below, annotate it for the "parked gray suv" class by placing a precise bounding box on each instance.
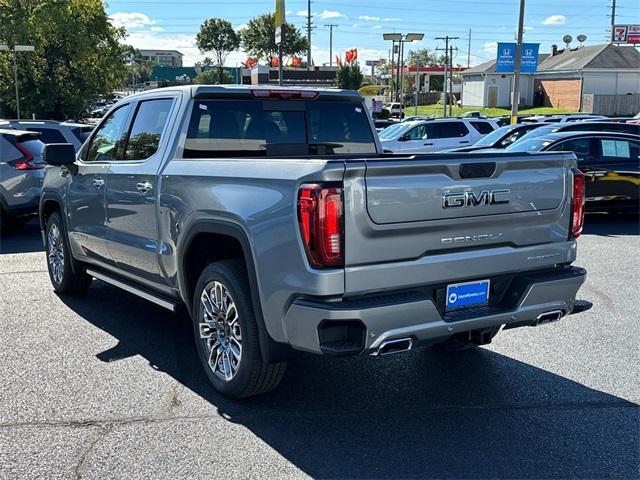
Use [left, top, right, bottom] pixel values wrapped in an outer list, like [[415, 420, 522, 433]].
[[0, 129, 45, 225], [40, 86, 591, 398]]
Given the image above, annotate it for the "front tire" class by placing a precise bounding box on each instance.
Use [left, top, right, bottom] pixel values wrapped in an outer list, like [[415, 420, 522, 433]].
[[192, 260, 286, 399], [45, 212, 92, 294]]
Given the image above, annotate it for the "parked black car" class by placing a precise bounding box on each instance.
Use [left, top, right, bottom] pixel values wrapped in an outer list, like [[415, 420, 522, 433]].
[[505, 131, 640, 214], [446, 123, 546, 152], [512, 121, 640, 146]]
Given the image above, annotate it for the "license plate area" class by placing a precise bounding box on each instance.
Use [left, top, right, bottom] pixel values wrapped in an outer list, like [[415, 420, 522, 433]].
[[446, 279, 490, 311]]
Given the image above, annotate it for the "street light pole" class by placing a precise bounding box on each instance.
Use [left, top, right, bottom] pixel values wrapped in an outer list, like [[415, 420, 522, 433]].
[[1, 44, 35, 120], [511, 0, 526, 124]]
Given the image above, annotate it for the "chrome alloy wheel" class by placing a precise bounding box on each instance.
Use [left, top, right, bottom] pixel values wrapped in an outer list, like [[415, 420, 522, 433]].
[[199, 281, 242, 381], [47, 224, 65, 284]]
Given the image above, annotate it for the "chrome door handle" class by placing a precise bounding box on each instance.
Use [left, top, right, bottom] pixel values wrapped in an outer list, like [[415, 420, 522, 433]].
[[92, 178, 104, 188], [136, 181, 153, 194]]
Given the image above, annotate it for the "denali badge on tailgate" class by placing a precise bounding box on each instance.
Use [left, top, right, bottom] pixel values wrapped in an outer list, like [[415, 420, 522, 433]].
[[442, 189, 510, 208]]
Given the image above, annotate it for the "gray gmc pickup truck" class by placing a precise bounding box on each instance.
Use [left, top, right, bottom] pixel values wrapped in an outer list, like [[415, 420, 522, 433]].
[[40, 86, 591, 398]]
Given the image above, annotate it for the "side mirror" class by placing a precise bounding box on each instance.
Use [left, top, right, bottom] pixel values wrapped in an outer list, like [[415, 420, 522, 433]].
[[44, 143, 76, 167], [399, 135, 410, 142]]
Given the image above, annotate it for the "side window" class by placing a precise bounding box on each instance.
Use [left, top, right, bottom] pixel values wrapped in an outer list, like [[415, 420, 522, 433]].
[[470, 121, 494, 135], [85, 105, 131, 162], [406, 125, 426, 140], [124, 99, 174, 161], [549, 138, 592, 162], [599, 139, 640, 163], [437, 122, 469, 138], [423, 124, 439, 139], [26, 128, 67, 144]]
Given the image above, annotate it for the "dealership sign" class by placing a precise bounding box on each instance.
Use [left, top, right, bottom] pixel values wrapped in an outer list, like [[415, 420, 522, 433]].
[[613, 25, 640, 44], [496, 43, 540, 73]]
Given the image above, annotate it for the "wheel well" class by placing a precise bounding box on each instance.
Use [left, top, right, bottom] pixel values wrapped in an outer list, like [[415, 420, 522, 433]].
[[40, 200, 61, 226], [183, 232, 245, 304]]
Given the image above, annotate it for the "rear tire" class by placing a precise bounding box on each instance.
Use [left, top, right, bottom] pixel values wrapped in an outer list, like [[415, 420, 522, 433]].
[[192, 260, 286, 399], [45, 212, 93, 294]]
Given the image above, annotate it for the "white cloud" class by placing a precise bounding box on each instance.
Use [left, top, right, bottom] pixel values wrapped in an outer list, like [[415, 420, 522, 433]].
[[317, 10, 346, 19], [296, 10, 308, 17], [150, 26, 164, 32], [373, 25, 383, 29], [109, 12, 155, 29], [359, 15, 380, 21], [542, 15, 566, 25], [524, 25, 534, 32], [382, 17, 401, 22], [482, 42, 498, 54]]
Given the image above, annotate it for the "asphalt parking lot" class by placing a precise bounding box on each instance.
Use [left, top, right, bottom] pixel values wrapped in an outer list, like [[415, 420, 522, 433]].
[[0, 216, 638, 479]]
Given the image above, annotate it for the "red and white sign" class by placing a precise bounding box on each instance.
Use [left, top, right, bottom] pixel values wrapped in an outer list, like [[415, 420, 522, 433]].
[[627, 25, 640, 44], [613, 26, 627, 42]]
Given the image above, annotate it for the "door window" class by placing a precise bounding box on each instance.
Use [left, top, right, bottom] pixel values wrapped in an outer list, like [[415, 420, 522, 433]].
[[549, 138, 592, 162], [85, 105, 131, 162], [435, 122, 469, 139], [406, 125, 426, 140], [470, 121, 494, 135], [123, 99, 174, 160]]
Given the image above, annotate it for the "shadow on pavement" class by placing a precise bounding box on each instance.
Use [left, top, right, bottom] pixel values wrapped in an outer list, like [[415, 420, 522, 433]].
[[60, 281, 639, 479], [0, 218, 44, 254], [583, 214, 639, 237]]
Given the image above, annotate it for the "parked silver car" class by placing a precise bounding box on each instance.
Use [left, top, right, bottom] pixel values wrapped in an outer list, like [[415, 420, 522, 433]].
[[6, 120, 85, 152], [0, 129, 46, 225]]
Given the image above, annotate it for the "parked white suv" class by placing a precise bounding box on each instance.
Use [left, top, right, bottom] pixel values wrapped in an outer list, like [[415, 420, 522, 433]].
[[379, 118, 498, 153]]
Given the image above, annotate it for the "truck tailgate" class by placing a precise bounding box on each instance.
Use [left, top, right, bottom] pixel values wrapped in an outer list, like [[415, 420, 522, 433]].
[[343, 153, 577, 294]]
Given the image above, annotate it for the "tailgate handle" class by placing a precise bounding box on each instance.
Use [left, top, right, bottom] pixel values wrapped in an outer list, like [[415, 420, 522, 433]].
[[459, 162, 496, 179]]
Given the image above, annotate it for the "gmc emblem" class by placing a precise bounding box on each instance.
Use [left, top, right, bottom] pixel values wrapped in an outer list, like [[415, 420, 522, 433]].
[[442, 189, 510, 208]]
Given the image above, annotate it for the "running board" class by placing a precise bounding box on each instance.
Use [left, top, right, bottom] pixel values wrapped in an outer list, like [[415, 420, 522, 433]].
[[86, 269, 178, 312]]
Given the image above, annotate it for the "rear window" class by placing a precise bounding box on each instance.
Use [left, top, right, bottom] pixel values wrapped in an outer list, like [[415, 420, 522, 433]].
[[25, 127, 66, 144], [184, 99, 377, 157], [470, 121, 494, 135]]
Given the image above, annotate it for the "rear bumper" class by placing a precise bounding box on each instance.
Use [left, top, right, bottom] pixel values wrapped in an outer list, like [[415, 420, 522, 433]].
[[282, 266, 587, 355]]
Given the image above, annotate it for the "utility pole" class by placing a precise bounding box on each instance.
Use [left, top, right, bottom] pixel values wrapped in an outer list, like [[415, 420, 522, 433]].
[[396, 42, 402, 102], [511, 0, 526, 124], [436, 36, 458, 117], [307, 0, 312, 70], [609, 0, 616, 43], [325, 24, 338, 66], [449, 45, 455, 116], [467, 29, 471, 68]]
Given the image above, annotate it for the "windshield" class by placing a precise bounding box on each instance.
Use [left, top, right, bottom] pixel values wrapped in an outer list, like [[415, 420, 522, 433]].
[[378, 123, 410, 140], [473, 125, 515, 147], [505, 137, 553, 152], [511, 125, 557, 145], [184, 99, 377, 157]]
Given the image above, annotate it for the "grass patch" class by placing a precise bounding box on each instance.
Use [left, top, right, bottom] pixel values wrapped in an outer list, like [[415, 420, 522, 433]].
[[408, 104, 575, 118]]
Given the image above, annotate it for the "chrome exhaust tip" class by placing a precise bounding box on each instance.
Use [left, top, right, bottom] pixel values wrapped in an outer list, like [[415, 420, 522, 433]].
[[371, 337, 414, 356], [533, 310, 565, 326]]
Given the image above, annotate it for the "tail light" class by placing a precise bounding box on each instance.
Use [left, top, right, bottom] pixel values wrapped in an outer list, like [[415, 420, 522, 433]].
[[8, 143, 43, 170], [251, 89, 319, 100], [570, 169, 585, 239], [298, 184, 343, 268]]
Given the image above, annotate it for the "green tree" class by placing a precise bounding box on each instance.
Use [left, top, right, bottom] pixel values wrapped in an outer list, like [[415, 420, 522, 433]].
[[196, 18, 240, 83], [240, 13, 308, 63], [336, 63, 363, 90], [0, 0, 130, 119], [193, 69, 232, 85], [406, 48, 446, 67]]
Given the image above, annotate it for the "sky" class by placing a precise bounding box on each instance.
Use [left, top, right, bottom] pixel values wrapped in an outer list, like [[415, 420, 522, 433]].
[[105, 0, 640, 68]]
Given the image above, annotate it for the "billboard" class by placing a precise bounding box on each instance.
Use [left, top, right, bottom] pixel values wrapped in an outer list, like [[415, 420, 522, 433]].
[[613, 25, 640, 44], [496, 43, 540, 73]]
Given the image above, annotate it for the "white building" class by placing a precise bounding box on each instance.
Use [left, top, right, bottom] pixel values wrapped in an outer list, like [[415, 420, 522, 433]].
[[138, 49, 184, 68], [460, 54, 548, 108]]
